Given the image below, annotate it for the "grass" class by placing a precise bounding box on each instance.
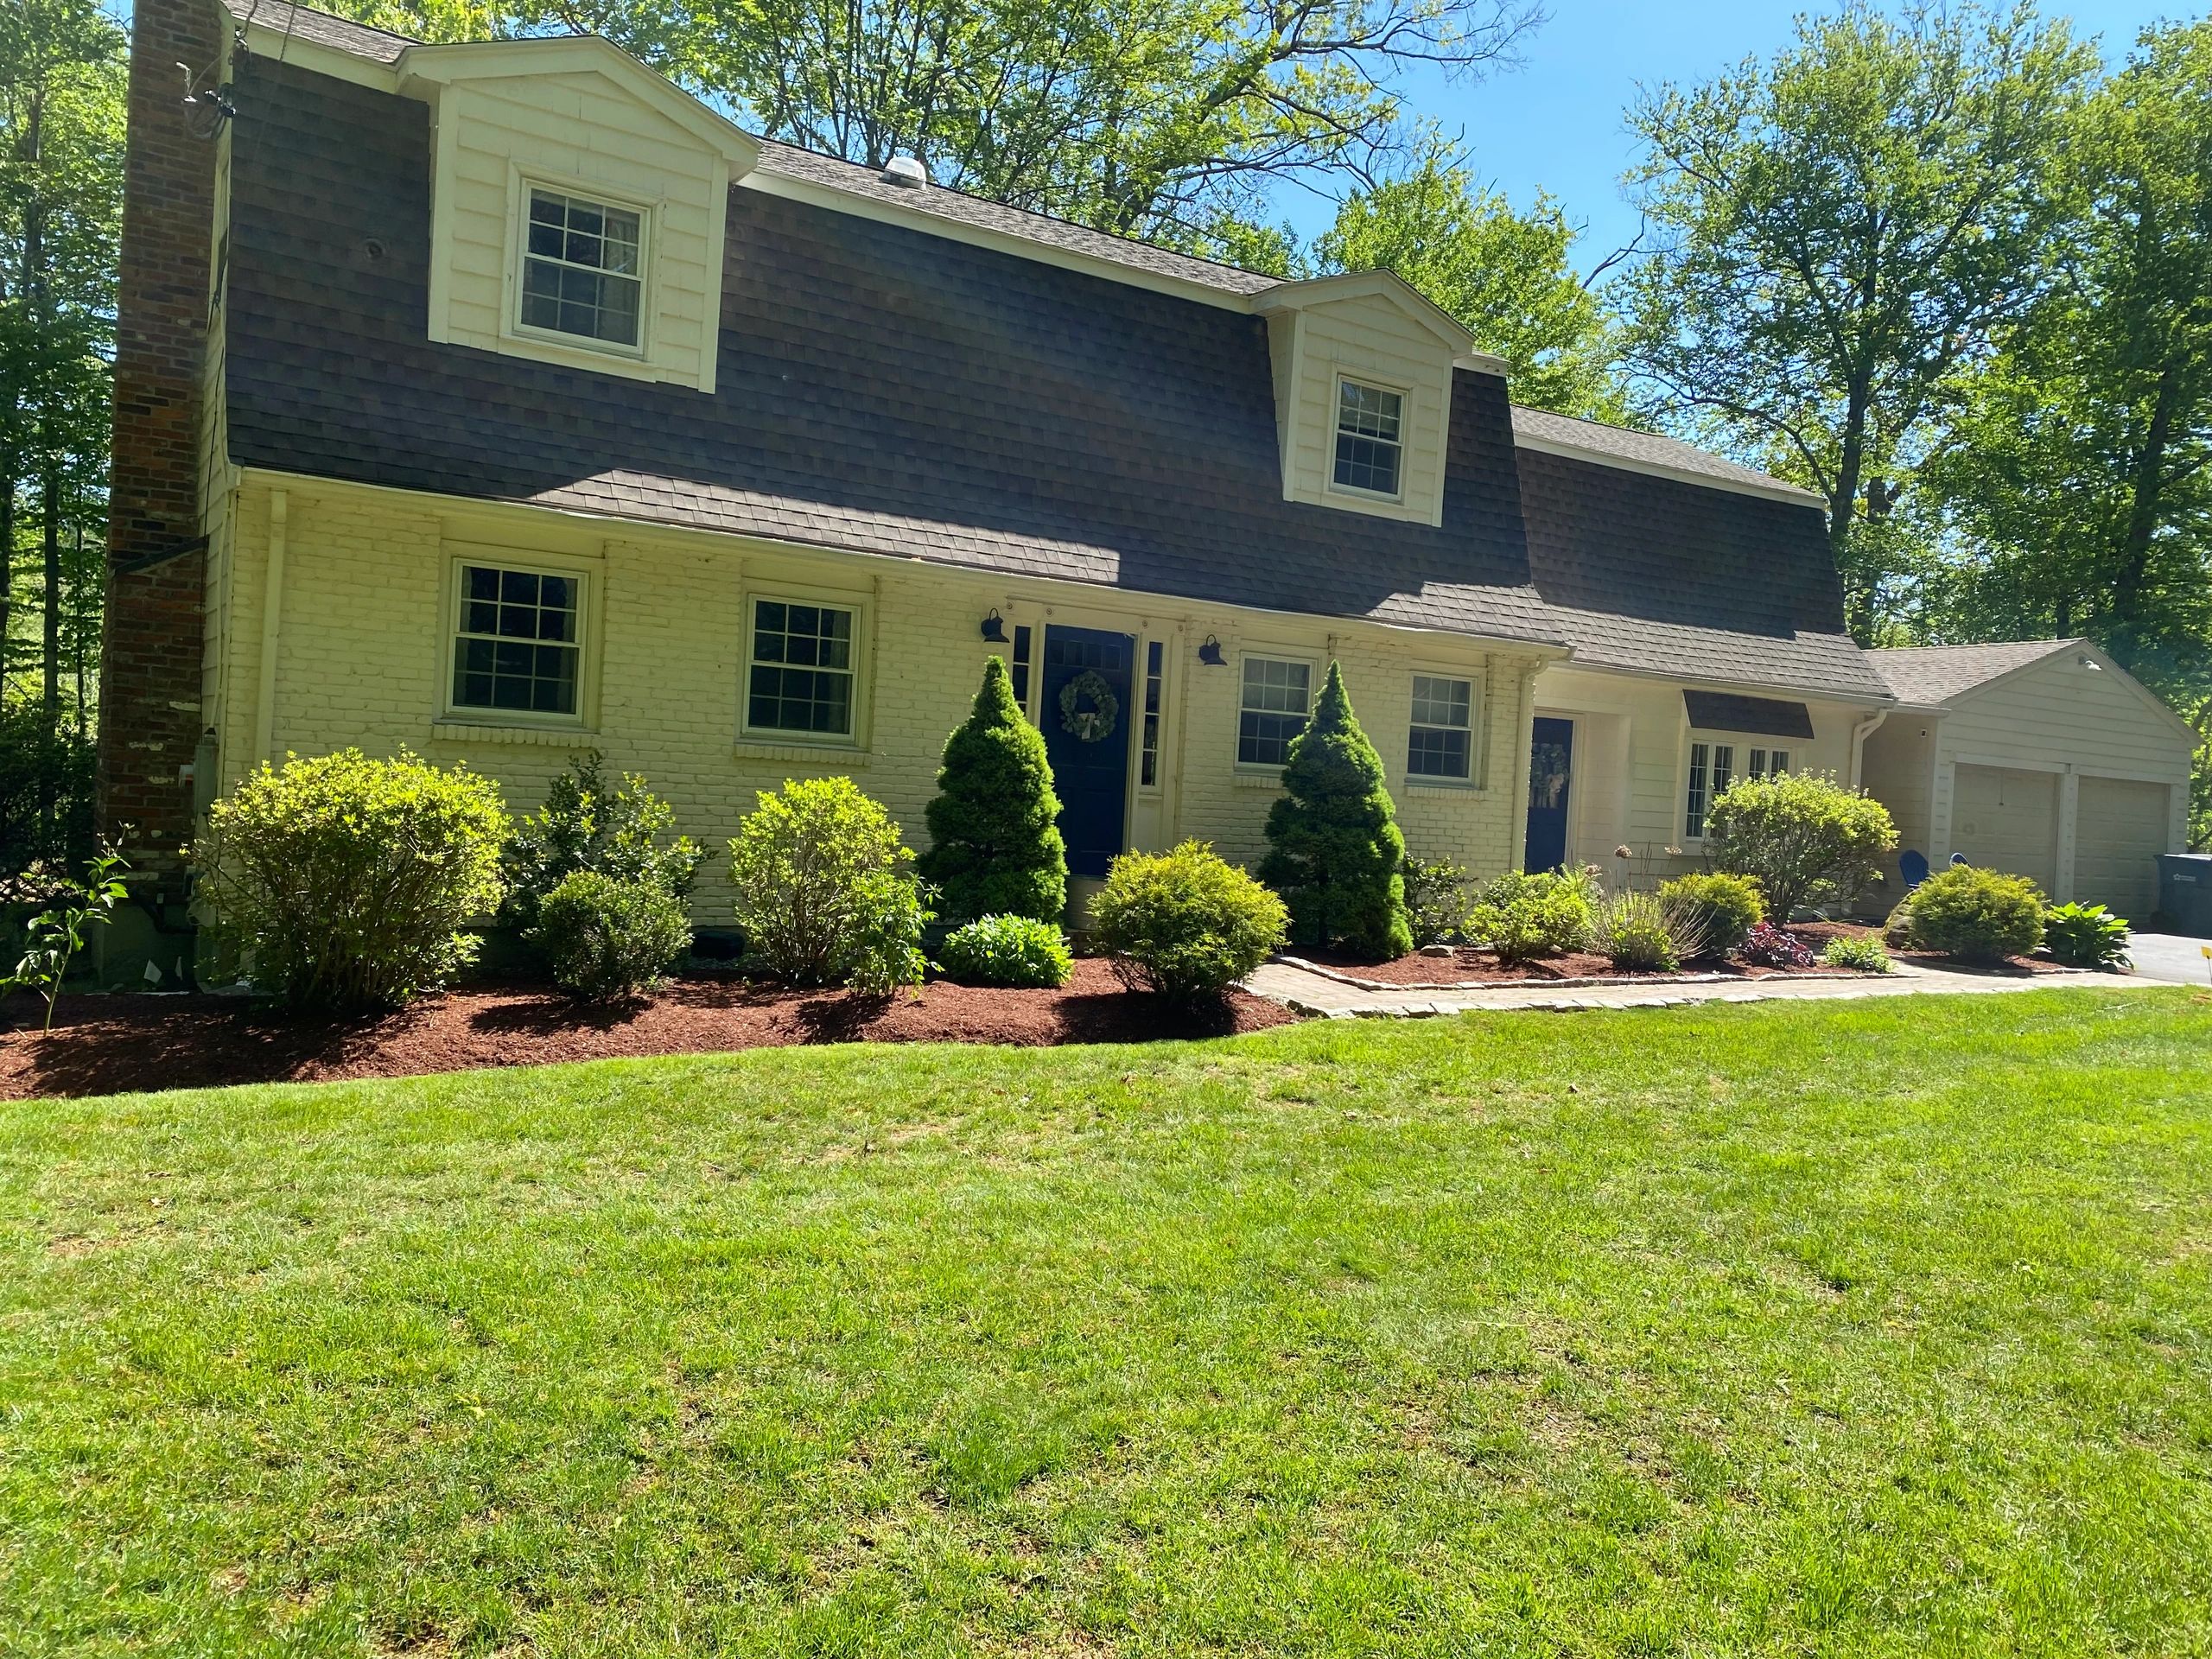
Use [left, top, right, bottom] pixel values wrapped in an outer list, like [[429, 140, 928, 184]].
[[3, 988, 2209, 1657]]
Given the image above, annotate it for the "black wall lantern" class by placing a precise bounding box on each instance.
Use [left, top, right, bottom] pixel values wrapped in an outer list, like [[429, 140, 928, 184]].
[[1197, 634, 1226, 667], [979, 607, 1007, 644]]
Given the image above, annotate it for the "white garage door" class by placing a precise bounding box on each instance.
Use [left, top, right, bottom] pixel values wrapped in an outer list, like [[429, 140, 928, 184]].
[[2075, 776, 2170, 921], [1952, 764, 2059, 893]]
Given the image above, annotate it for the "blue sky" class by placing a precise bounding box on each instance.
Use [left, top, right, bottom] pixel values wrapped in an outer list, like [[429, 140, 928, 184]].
[[1266, 0, 2179, 276]]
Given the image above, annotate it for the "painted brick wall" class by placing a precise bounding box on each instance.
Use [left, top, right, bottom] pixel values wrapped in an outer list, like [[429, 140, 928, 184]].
[[212, 478, 1548, 923], [97, 0, 223, 894]]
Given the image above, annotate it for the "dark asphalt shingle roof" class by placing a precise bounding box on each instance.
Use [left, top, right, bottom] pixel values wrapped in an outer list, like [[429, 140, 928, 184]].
[[1867, 640, 2077, 705], [218, 42, 1886, 702], [1510, 407, 1822, 504]]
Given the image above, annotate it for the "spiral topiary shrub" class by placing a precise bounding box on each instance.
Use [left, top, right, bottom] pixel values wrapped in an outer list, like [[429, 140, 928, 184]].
[[529, 870, 693, 1001], [194, 749, 510, 1010], [1091, 842, 1288, 1000], [938, 913, 1074, 988], [1906, 866, 2046, 963]]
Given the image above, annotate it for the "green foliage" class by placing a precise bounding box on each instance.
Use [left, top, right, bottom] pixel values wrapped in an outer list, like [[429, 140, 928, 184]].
[[194, 750, 511, 1010], [1315, 155, 1630, 421], [1619, 3, 2094, 639], [1258, 662, 1411, 959], [0, 700, 93, 875], [1465, 869, 1594, 963], [1658, 871, 1764, 954], [727, 777, 932, 993], [1821, 933, 1893, 973], [1906, 865, 2047, 963], [1401, 855, 1470, 948], [938, 913, 1074, 988], [329, 0, 1535, 257], [528, 870, 693, 1001], [501, 751, 702, 929], [1590, 888, 1702, 973], [2, 836, 124, 1029], [918, 656, 1067, 925], [1703, 772, 1897, 919], [2042, 900, 2133, 969], [1090, 841, 1287, 1000]]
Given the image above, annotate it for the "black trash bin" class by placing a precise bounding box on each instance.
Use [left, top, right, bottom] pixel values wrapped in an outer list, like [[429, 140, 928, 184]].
[[2158, 854, 2212, 936]]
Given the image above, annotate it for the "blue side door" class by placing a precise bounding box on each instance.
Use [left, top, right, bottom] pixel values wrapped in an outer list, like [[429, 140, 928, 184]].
[[1039, 626, 1135, 879]]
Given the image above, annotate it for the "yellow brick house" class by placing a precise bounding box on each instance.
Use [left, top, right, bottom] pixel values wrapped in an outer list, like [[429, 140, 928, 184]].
[[97, 0, 2193, 954]]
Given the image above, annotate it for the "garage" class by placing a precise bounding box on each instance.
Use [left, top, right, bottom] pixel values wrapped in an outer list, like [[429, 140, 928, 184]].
[[1951, 764, 2059, 893], [2075, 776, 2172, 920], [1863, 640, 2196, 917]]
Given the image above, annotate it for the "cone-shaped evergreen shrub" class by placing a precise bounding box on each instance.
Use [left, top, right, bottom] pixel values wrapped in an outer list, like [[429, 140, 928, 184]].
[[918, 656, 1068, 923], [1258, 661, 1413, 958]]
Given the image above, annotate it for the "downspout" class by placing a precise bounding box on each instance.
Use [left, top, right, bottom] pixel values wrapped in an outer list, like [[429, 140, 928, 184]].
[[253, 490, 288, 766], [1847, 706, 1888, 790]]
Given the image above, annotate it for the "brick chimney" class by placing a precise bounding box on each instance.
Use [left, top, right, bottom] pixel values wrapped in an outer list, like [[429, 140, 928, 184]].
[[95, 0, 225, 903]]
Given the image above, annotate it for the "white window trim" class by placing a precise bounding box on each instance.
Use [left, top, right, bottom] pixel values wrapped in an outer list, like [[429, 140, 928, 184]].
[[438, 551, 600, 731], [1326, 373, 1409, 505], [1135, 635, 1170, 794], [1681, 731, 1795, 841], [1235, 649, 1320, 772], [504, 168, 659, 365], [1405, 669, 1479, 785], [738, 585, 872, 749]]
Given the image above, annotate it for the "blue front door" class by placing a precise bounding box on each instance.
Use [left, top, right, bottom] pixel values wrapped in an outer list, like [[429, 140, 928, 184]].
[[1524, 717, 1574, 874], [1040, 626, 1135, 879]]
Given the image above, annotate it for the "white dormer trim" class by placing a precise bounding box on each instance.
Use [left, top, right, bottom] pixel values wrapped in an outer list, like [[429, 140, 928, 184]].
[[1253, 270, 1500, 369]]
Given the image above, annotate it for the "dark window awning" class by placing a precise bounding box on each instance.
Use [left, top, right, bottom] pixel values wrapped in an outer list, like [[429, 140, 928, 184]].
[[1683, 690, 1815, 740]]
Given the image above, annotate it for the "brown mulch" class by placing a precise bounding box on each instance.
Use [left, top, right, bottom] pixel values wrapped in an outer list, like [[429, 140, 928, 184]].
[[0, 959, 1297, 1102], [1299, 921, 2075, 986]]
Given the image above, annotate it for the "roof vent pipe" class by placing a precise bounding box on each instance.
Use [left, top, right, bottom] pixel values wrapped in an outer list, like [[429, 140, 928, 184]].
[[881, 155, 928, 189]]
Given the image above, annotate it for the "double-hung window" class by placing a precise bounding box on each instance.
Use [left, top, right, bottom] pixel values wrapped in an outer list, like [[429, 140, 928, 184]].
[[1238, 657, 1311, 766], [1407, 674, 1473, 779], [747, 598, 856, 738], [1332, 379, 1403, 498], [520, 188, 644, 350], [451, 563, 582, 718], [1684, 740, 1737, 838], [1747, 747, 1789, 780]]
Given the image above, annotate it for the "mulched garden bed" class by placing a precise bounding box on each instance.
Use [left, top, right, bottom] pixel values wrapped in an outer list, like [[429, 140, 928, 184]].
[[1293, 922, 2081, 989], [0, 959, 1296, 1102]]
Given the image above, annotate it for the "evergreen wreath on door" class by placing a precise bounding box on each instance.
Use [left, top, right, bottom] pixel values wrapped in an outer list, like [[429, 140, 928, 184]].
[[1058, 669, 1119, 742]]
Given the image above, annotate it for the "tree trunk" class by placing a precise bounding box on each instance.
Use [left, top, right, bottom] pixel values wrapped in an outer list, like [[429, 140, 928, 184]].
[[41, 465, 62, 721], [1831, 369, 1874, 642], [0, 477, 14, 688], [2110, 358, 2179, 666]]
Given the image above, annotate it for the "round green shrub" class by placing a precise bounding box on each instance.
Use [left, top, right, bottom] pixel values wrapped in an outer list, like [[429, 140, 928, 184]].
[[1258, 662, 1412, 959], [938, 913, 1074, 988], [502, 751, 702, 930], [918, 657, 1068, 925], [529, 870, 693, 1001], [1821, 933, 1892, 973], [1401, 855, 1470, 948], [1704, 772, 1896, 918], [1465, 869, 1594, 963], [1657, 871, 1764, 955], [194, 749, 509, 1010], [728, 778, 932, 993], [1090, 841, 1288, 1000], [1906, 866, 2046, 963]]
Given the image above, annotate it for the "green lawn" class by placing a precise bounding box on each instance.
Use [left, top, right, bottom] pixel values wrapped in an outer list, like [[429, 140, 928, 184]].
[[4, 989, 2210, 1657]]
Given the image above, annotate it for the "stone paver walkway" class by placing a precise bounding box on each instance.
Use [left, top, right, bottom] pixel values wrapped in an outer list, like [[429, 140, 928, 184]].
[[1246, 956, 2129, 1018]]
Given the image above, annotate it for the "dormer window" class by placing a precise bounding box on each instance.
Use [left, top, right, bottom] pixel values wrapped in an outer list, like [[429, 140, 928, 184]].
[[520, 188, 644, 350], [1332, 378, 1404, 499]]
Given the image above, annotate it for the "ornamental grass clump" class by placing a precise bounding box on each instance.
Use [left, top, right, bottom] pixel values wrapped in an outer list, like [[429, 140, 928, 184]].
[[918, 657, 1068, 925], [1703, 772, 1896, 919], [1258, 662, 1412, 959], [529, 870, 694, 1001], [1091, 841, 1287, 1001], [194, 749, 510, 1010], [728, 777, 932, 994], [938, 913, 1074, 988], [1907, 865, 2045, 963], [1591, 888, 1706, 972]]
